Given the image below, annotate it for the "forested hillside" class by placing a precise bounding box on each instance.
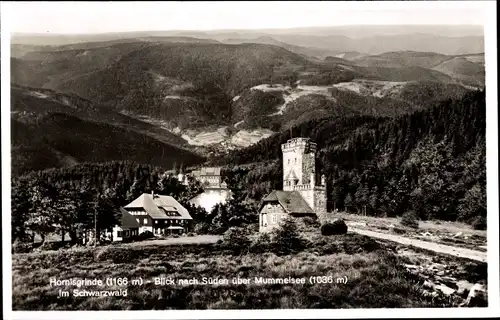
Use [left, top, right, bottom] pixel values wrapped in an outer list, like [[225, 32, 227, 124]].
[[11, 85, 202, 176], [11, 161, 257, 244], [11, 161, 203, 243], [12, 40, 481, 134], [214, 90, 486, 225], [11, 113, 203, 177]]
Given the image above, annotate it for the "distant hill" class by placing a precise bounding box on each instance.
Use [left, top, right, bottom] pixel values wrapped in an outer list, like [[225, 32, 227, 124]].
[[222, 36, 338, 59], [353, 51, 452, 69], [12, 26, 484, 55], [353, 51, 485, 87], [326, 52, 366, 61], [11, 38, 480, 157], [11, 86, 204, 176], [12, 42, 312, 129], [10, 32, 220, 46], [432, 57, 485, 87], [11, 84, 188, 147], [271, 33, 484, 55]]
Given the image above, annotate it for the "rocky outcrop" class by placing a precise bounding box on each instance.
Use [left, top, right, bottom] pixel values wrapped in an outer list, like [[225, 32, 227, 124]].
[[400, 246, 488, 307]]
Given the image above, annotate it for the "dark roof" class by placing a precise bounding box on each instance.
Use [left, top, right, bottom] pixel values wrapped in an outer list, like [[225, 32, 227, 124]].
[[261, 190, 314, 214], [124, 193, 193, 220], [120, 207, 140, 229]]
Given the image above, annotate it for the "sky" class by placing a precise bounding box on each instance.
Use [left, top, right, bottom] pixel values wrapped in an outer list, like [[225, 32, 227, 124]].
[[1, 1, 488, 34]]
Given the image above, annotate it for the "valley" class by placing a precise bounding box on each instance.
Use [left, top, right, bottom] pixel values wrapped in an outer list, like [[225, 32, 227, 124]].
[[8, 20, 490, 312], [10, 36, 484, 167]]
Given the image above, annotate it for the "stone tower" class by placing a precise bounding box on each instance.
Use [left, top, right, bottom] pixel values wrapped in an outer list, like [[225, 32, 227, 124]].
[[281, 138, 327, 217]]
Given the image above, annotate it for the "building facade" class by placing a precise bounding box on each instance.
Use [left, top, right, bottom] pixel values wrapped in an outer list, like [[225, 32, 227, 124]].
[[123, 192, 193, 236], [111, 207, 140, 242], [188, 166, 232, 213], [191, 167, 223, 189], [259, 138, 327, 232]]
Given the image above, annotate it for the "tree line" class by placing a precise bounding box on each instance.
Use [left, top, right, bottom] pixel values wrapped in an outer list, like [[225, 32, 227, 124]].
[[213, 90, 486, 226], [11, 161, 203, 244], [11, 160, 259, 245]]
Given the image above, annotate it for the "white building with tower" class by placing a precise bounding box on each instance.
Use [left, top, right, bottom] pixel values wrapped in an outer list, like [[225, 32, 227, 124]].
[[259, 137, 327, 232]]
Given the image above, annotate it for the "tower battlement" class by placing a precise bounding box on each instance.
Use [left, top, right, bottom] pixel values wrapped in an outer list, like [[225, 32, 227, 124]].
[[281, 138, 317, 153]]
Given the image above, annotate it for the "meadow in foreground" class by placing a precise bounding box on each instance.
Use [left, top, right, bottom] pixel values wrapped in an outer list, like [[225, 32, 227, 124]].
[[12, 232, 456, 310]]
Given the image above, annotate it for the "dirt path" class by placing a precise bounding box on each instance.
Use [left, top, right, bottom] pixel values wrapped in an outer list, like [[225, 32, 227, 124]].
[[350, 227, 487, 263]]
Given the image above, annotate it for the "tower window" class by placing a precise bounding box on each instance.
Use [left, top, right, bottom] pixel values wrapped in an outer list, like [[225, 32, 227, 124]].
[[295, 158, 297, 163], [288, 159, 290, 164]]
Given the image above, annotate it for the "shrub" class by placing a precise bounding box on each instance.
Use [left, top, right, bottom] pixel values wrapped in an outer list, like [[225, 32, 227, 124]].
[[37, 241, 62, 251], [472, 216, 487, 230], [392, 227, 407, 234], [303, 216, 321, 228], [243, 223, 259, 234], [94, 247, 132, 263], [121, 236, 134, 243], [12, 240, 33, 254], [321, 219, 348, 236], [138, 230, 155, 240], [270, 218, 305, 255], [249, 231, 271, 254], [400, 211, 419, 229], [194, 222, 211, 235], [223, 227, 251, 254]]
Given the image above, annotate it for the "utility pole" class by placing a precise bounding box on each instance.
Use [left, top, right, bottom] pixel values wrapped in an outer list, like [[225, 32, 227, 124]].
[[94, 193, 99, 247], [94, 206, 97, 247]]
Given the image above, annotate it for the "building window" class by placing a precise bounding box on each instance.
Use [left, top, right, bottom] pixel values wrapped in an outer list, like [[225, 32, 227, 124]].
[[144, 218, 147, 224], [136, 218, 140, 223], [295, 158, 297, 163], [155, 220, 158, 224], [117, 231, 123, 237], [272, 215, 277, 223], [288, 159, 290, 164]]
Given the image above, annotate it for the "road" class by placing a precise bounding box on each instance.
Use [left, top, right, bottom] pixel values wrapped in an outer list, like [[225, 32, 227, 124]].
[[350, 227, 487, 263]]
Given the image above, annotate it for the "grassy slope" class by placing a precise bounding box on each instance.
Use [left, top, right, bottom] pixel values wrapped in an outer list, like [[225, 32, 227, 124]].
[[12, 234, 441, 310]]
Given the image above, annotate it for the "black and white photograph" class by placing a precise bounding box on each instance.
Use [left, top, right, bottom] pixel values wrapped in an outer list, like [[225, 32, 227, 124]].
[[1, 1, 498, 319]]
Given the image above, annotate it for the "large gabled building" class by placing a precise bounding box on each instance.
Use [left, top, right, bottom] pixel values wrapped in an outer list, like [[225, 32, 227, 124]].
[[111, 207, 141, 242], [123, 192, 193, 235], [259, 138, 327, 232]]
